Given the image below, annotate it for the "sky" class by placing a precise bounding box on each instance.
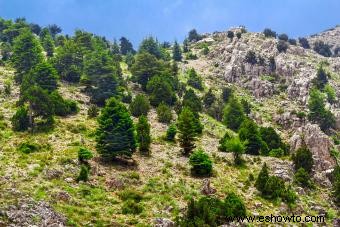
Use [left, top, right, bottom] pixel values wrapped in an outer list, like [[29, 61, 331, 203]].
[[0, 0, 339, 47]]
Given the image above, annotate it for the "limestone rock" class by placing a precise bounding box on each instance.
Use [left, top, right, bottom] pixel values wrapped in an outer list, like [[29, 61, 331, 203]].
[[201, 179, 216, 195], [153, 218, 175, 227]]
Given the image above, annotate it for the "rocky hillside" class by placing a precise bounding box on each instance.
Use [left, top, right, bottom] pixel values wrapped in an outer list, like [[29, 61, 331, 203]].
[[0, 24, 339, 226]]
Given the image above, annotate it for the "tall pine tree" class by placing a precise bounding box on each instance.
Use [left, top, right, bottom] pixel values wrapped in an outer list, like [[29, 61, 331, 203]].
[[172, 41, 182, 61], [136, 115, 151, 155], [177, 107, 199, 155]]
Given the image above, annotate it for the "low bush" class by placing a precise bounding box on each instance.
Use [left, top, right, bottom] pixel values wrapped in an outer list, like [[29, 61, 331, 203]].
[[156, 102, 172, 123], [294, 168, 314, 189], [269, 148, 284, 157], [189, 149, 213, 176], [77, 164, 89, 182], [78, 147, 93, 163], [277, 40, 288, 53], [11, 106, 30, 131], [129, 94, 150, 117], [292, 146, 313, 173], [166, 123, 177, 141], [122, 199, 143, 214], [18, 141, 40, 154]]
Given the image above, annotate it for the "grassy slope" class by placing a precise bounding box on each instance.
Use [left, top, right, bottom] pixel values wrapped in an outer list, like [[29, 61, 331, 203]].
[[0, 60, 338, 226]]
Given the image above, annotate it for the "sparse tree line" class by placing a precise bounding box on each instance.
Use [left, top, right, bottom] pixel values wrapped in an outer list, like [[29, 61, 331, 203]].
[[1, 17, 339, 224]]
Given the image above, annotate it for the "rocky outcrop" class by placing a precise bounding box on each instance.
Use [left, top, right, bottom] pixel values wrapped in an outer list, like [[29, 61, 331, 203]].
[[153, 218, 175, 227], [5, 199, 66, 227], [289, 123, 336, 185], [201, 179, 216, 195], [308, 26, 340, 57]]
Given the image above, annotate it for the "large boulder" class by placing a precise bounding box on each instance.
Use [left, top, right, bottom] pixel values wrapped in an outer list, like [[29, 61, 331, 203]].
[[289, 123, 336, 186]]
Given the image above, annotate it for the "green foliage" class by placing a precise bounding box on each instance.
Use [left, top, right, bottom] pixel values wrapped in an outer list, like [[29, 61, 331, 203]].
[[225, 137, 246, 165], [298, 37, 310, 49], [166, 123, 177, 141], [218, 131, 233, 152], [40, 28, 55, 57], [255, 163, 269, 193], [119, 37, 135, 55], [259, 127, 282, 151], [49, 91, 78, 116], [263, 28, 277, 38], [136, 115, 151, 155], [11, 106, 29, 131], [312, 66, 329, 90], [189, 149, 213, 176], [236, 32, 242, 39], [18, 141, 40, 154], [53, 39, 83, 82], [87, 104, 99, 118], [118, 189, 143, 202], [187, 68, 203, 90], [129, 94, 150, 117], [177, 107, 199, 155], [146, 75, 177, 106], [156, 102, 172, 123], [203, 89, 216, 108], [188, 29, 201, 42], [183, 38, 189, 53], [277, 40, 288, 53], [308, 88, 335, 132], [240, 99, 251, 114], [269, 148, 284, 157], [172, 41, 182, 61], [292, 146, 314, 173], [139, 36, 162, 59], [332, 166, 340, 206], [77, 165, 89, 182], [223, 97, 245, 131], [262, 176, 285, 199], [278, 33, 288, 41], [83, 49, 120, 106], [294, 168, 314, 189], [227, 31, 234, 39], [185, 52, 198, 60], [281, 186, 297, 206], [182, 89, 202, 113], [96, 98, 137, 159], [288, 38, 297, 45], [119, 189, 144, 214], [177, 194, 246, 226], [12, 29, 44, 83], [221, 87, 233, 103], [324, 84, 336, 104], [78, 147, 93, 163], [313, 41, 332, 57]]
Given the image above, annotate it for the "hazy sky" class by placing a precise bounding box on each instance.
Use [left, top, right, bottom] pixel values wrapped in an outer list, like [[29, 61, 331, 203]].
[[0, 0, 339, 46]]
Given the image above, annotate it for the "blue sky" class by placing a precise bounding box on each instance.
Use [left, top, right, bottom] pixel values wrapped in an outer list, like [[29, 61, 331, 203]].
[[0, 0, 339, 46]]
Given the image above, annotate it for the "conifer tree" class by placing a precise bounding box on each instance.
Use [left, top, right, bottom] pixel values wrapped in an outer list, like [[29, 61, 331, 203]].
[[172, 41, 182, 61], [226, 137, 246, 165], [12, 29, 44, 83], [96, 98, 137, 159], [136, 115, 151, 155], [177, 107, 199, 155], [40, 28, 55, 57], [146, 75, 177, 106], [203, 88, 216, 108], [223, 97, 245, 131], [129, 94, 150, 117], [255, 163, 269, 192], [239, 118, 267, 155], [119, 37, 135, 55]]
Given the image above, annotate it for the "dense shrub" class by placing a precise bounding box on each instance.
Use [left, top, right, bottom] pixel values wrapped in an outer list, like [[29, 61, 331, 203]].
[[240, 99, 251, 114], [262, 176, 285, 199], [259, 127, 282, 151], [294, 168, 314, 189], [292, 146, 314, 173], [223, 97, 245, 131], [313, 41, 332, 57], [225, 137, 246, 165], [277, 40, 288, 53], [288, 38, 297, 45], [122, 200, 143, 214], [129, 94, 150, 117], [11, 106, 30, 131], [18, 141, 40, 154], [239, 119, 267, 155], [255, 163, 269, 192], [182, 89, 202, 113], [221, 87, 233, 103], [189, 149, 213, 176], [269, 148, 284, 157], [203, 89, 216, 108], [78, 147, 93, 163], [298, 37, 310, 49], [263, 28, 277, 38], [227, 31, 234, 39], [278, 33, 288, 41], [177, 194, 246, 226], [136, 115, 151, 155], [156, 102, 172, 123], [218, 131, 233, 152], [77, 164, 89, 182], [166, 123, 177, 141], [147, 76, 177, 106], [312, 66, 329, 90], [50, 91, 78, 116]]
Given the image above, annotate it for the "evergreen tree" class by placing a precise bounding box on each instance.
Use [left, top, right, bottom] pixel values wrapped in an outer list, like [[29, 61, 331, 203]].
[[119, 37, 135, 55], [47, 24, 62, 38], [166, 123, 177, 141], [139, 37, 161, 58], [130, 52, 161, 90], [189, 149, 213, 176], [188, 29, 201, 42], [203, 89, 216, 108], [11, 29, 44, 83], [221, 87, 233, 103], [223, 97, 245, 131], [239, 118, 267, 155], [11, 106, 29, 131], [226, 137, 246, 165], [172, 41, 182, 61], [136, 115, 151, 155], [96, 98, 137, 159], [53, 39, 83, 83], [292, 146, 314, 173], [187, 68, 203, 90], [146, 75, 176, 106], [156, 102, 172, 123], [21, 61, 58, 94], [255, 163, 269, 192], [312, 66, 329, 90], [182, 89, 202, 113], [183, 38, 189, 53], [259, 127, 282, 151], [83, 49, 120, 106], [177, 107, 199, 155], [298, 37, 310, 49], [40, 28, 55, 57], [129, 94, 150, 117]]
